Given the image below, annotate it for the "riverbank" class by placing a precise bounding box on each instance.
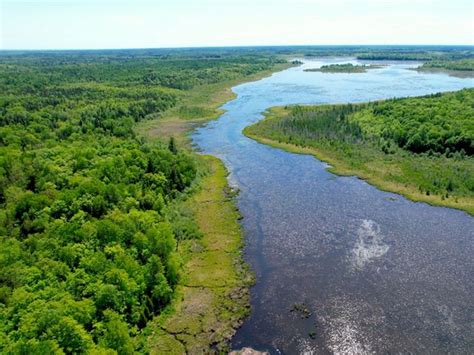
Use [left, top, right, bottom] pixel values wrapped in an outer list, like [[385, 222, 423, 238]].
[[411, 67, 474, 78], [244, 106, 474, 215], [147, 156, 251, 353], [136, 62, 293, 147], [411, 59, 474, 78], [139, 62, 293, 352]]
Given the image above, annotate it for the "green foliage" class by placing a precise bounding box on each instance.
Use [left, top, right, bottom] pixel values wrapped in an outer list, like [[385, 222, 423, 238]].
[[355, 49, 473, 61], [420, 59, 474, 71], [168, 137, 178, 155], [0, 49, 283, 353], [177, 105, 215, 120], [293, 45, 474, 60], [353, 90, 474, 155], [248, 89, 474, 200], [304, 63, 380, 73]]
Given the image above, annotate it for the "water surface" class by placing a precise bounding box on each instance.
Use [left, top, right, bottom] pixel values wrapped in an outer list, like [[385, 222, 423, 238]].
[[192, 58, 474, 354]]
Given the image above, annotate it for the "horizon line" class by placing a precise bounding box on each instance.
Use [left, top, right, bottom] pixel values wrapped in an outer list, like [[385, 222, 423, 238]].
[[1, 43, 474, 52]]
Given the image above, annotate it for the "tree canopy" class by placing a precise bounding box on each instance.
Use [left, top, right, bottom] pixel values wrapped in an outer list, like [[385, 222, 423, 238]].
[[0, 49, 283, 353]]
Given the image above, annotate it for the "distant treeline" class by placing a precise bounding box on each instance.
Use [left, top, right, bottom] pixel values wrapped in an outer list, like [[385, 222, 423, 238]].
[[356, 50, 474, 61], [418, 59, 474, 72], [294, 45, 474, 61]]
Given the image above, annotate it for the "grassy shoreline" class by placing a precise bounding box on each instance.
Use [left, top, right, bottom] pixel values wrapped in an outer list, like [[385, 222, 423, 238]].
[[139, 63, 293, 352], [147, 156, 251, 353], [136, 62, 293, 146], [244, 106, 473, 215]]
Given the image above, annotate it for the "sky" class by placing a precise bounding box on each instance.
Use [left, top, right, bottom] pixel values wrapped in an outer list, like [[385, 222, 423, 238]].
[[1, 0, 473, 50]]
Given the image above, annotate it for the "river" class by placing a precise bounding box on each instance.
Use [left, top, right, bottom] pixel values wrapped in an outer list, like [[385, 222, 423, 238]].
[[192, 58, 474, 354]]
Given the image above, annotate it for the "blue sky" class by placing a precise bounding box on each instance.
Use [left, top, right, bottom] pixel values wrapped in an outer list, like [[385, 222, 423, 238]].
[[1, 0, 473, 49]]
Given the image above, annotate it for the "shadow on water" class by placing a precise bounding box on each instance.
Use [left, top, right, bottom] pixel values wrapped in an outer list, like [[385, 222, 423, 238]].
[[192, 58, 474, 354]]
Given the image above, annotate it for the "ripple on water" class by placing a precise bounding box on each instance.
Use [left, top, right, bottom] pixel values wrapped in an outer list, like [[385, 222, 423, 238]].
[[192, 58, 474, 354]]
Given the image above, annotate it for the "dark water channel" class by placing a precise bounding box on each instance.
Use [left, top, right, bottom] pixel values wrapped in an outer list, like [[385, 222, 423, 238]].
[[192, 58, 474, 354]]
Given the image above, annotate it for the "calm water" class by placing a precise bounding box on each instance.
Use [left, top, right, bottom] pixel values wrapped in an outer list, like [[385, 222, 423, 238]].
[[192, 58, 474, 354]]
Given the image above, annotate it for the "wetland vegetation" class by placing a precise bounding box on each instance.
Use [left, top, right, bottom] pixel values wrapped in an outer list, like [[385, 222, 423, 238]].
[[245, 89, 474, 214], [304, 63, 383, 73], [414, 59, 474, 77]]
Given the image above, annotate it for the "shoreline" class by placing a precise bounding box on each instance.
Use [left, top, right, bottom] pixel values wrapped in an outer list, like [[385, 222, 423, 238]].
[[410, 67, 474, 78], [243, 109, 473, 216], [141, 62, 294, 352], [147, 156, 252, 353], [136, 62, 294, 147]]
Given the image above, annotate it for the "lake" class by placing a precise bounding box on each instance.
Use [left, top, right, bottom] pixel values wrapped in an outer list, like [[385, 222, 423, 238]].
[[192, 58, 474, 354]]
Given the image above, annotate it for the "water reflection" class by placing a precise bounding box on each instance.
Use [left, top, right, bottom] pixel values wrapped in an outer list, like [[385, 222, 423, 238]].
[[192, 58, 474, 353]]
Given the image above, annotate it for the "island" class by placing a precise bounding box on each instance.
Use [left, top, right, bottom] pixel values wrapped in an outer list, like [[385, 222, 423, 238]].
[[304, 63, 384, 73]]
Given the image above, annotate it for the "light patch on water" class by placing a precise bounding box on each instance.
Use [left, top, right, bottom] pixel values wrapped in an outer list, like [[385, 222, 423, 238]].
[[349, 219, 389, 271], [296, 338, 316, 355], [326, 320, 370, 355], [320, 297, 376, 355]]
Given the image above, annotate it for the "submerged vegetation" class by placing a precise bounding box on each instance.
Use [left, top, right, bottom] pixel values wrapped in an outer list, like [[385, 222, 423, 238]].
[[245, 89, 474, 214], [0, 49, 284, 353]]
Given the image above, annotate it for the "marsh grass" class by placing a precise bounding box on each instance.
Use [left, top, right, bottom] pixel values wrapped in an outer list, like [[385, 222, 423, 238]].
[[244, 94, 474, 215]]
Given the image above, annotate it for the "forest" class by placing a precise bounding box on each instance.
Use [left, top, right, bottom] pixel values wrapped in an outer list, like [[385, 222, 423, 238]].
[[293, 45, 474, 60], [304, 63, 381, 73], [417, 58, 474, 72], [245, 89, 474, 213], [0, 49, 283, 353], [355, 48, 474, 61]]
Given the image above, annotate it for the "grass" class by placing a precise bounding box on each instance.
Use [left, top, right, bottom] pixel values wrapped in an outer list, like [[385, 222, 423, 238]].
[[146, 156, 252, 353], [136, 62, 293, 147], [244, 106, 474, 215], [138, 62, 293, 352]]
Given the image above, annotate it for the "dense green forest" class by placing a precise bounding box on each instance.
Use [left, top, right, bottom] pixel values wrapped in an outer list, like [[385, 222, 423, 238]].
[[355, 49, 474, 61], [418, 59, 474, 72], [245, 89, 474, 213], [0, 50, 283, 353]]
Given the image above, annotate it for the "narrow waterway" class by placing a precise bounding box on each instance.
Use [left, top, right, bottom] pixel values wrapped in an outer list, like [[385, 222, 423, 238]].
[[192, 58, 474, 354]]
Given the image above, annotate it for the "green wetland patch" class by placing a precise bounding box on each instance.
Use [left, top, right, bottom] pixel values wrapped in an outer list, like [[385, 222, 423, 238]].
[[245, 89, 474, 214], [409, 59, 474, 78], [304, 63, 383, 73]]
